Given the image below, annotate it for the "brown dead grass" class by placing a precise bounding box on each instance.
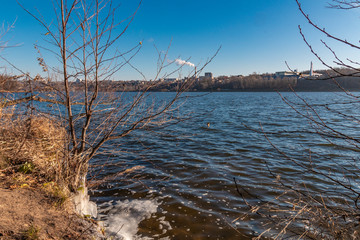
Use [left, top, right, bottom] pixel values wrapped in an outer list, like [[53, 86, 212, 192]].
[[0, 110, 67, 186], [0, 108, 73, 206], [0, 109, 104, 239]]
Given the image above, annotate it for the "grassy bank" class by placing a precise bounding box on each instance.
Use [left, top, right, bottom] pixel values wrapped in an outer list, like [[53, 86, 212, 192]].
[[0, 109, 104, 239]]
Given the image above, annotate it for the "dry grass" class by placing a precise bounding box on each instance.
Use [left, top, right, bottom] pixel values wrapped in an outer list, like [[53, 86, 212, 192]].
[[0, 107, 75, 208], [0, 107, 68, 188], [0, 107, 106, 239]]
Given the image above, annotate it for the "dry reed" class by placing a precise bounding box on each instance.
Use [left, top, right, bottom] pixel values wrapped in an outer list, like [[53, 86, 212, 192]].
[[0, 106, 67, 186]]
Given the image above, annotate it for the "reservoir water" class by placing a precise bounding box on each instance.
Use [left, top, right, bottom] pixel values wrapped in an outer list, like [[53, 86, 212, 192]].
[[88, 92, 360, 239]]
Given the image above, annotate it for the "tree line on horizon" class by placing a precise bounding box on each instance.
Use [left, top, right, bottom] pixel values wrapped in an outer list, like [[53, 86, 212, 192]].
[[1, 67, 360, 92]]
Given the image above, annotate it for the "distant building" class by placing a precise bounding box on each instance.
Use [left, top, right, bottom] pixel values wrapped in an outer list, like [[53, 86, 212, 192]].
[[161, 78, 178, 82], [297, 62, 322, 78], [275, 71, 299, 77], [276, 62, 323, 78], [204, 72, 213, 79]]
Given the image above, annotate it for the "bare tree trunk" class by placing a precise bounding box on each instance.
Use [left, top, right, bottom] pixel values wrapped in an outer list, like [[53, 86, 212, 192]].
[[16, 0, 218, 192]]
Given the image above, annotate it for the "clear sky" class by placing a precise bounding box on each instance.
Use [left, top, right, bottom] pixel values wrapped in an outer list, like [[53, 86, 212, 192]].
[[0, 0, 359, 80]]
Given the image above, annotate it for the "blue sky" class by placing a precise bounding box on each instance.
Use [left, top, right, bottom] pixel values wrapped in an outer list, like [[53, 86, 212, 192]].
[[0, 0, 359, 80]]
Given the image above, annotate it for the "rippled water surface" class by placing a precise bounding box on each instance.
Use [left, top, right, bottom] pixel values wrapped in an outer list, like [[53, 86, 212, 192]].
[[89, 92, 360, 239]]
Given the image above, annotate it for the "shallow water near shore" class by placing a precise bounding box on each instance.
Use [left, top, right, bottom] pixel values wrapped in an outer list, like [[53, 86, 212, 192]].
[[88, 92, 360, 239]]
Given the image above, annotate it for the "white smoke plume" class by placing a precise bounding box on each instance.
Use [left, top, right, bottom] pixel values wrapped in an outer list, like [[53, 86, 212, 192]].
[[175, 58, 195, 68]]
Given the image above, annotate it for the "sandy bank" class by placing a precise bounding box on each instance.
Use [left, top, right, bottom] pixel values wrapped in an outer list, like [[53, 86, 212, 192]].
[[0, 172, 104, 239]]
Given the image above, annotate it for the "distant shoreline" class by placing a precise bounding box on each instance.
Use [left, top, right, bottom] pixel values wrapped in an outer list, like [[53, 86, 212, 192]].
[[2, 68, 360, 93]]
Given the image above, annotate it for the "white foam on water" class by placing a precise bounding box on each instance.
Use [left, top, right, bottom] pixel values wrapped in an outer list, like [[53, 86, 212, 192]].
[[102, 199, 159, 240]]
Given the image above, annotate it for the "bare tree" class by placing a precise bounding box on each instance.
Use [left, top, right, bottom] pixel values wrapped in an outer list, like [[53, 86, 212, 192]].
[[9, 0, 217, 191], [234, 1, 360, 239], [0, 19, 16, 52], [329, 0, 360, 9], [0, 20, 18, 90]]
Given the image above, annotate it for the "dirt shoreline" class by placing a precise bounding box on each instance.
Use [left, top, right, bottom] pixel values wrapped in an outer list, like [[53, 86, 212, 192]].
[[0, 174, 104, 240], [0, 113, 106, 239]]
